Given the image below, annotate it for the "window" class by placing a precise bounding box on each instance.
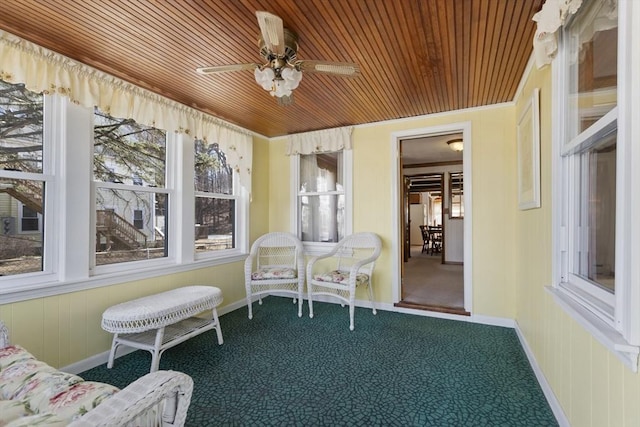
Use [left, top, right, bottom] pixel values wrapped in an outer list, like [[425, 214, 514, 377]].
[[449, 172, 464, 219], [194, 140, 236, 255], [0, 80, 48, 277], [133, 209, 144, 229], [292, 150, 352, 252], [0, 77, 250, 301], [20, 204, 41, 232], [93, 109, 169, 268], [552, 0, 640, 369], [299, 152, 344, 243]]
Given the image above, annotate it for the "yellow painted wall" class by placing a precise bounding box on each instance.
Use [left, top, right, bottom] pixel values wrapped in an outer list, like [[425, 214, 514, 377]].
[[0, 137, 272, 368], [514, 64, 640, 426], [268, 106, 517, 318]]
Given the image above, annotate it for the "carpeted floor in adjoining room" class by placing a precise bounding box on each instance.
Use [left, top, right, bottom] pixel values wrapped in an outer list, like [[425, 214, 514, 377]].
[[81, 297, 558, 426]]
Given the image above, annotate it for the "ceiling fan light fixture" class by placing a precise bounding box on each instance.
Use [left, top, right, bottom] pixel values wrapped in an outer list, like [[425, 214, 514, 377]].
[[447, 138, 464, 152], [281, 67, 302, 90], [254, 67, 275, 90]]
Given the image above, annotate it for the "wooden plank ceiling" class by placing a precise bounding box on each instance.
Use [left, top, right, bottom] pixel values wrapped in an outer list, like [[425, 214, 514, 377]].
[[0, 0, 543, 138]]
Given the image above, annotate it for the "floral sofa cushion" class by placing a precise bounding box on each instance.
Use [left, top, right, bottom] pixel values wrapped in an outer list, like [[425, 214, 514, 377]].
[[251, 266, 297, 280], [0, 345, 119, 426], [313, 270, 370, 286]]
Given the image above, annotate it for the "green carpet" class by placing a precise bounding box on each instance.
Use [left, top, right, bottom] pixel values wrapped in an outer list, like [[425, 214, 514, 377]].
[[81, 297, 558, 426]]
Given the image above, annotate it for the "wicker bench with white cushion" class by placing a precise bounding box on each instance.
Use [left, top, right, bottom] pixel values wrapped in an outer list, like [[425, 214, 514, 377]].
[[102, 286, 223, 373]]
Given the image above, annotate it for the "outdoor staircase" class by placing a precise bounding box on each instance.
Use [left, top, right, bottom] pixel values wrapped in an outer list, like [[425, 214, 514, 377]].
[[96, 210, 147, 251], [0, 182, 43, 214]]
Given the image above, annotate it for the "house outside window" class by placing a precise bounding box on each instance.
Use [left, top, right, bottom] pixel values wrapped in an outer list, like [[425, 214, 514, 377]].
[[133, 209, 144, 229], [194, 140, 236, 254], [93, 108, 169, 268], [19, 204, 41, 232], [551, 0, 640, 370]]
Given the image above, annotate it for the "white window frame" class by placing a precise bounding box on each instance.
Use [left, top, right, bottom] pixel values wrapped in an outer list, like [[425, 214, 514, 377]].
[[0, 94, 249, 304], [179, 136, 248, 264], [549, 0, 640, 371], [0, 93, 57, 289], [91, 116, 174, 275], [290, 149, 352, 255]]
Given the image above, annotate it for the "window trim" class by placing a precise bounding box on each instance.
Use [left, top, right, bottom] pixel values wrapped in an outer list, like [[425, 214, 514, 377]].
[[549, 0, 640, 372], [290, 149, 352, 255], [0, 93, 250, 304]]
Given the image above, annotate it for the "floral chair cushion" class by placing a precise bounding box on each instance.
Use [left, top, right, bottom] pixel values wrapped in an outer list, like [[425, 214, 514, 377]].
[[0, 344, 119, 425], [0, 346, 35, 371], [313, 270, 370, 286], [0, 399, 33, 425], [5, 412, 69, 427], [43, 381, 119, 422], [0, 360, 79, 401], [251, 266, 297, 280]]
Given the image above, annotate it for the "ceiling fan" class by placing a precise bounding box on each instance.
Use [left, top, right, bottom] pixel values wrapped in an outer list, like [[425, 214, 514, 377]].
[[196, 11, 360, 106]]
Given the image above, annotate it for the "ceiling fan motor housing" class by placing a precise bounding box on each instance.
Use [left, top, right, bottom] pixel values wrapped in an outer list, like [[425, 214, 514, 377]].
[[258, 27, 299, 64]]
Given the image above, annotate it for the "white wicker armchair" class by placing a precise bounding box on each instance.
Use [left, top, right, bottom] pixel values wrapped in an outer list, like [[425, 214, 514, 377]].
[[0, 320, 193, 427], [244, 232, 305, 319], [306, 232, 382, 330]]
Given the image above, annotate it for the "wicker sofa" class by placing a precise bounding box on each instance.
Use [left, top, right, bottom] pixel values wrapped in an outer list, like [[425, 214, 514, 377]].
[[0, 320, 193, 426]]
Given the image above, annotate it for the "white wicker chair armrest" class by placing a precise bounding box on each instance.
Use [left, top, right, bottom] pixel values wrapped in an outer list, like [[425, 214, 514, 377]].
[[70, 370, 193, 427]]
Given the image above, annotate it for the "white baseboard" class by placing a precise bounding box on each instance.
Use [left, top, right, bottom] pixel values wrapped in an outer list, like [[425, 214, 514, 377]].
[[514, 321, 569, 427]]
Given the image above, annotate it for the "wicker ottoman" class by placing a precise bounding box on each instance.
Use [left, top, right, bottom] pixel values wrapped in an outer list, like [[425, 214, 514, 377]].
[[102, 285, 223, 372]]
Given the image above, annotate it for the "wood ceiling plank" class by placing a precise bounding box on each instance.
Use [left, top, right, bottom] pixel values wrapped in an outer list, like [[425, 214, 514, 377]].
[[0, 0, 541, 137]]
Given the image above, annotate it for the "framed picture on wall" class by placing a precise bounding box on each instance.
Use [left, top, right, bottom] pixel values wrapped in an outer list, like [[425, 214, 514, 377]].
[[517, 88, 541, 210]]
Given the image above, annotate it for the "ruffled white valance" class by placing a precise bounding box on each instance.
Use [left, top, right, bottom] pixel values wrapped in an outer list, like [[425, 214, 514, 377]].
[[286, 126, 353, 155], [0, 30, 252, 192], [532, 0, 583, 68]]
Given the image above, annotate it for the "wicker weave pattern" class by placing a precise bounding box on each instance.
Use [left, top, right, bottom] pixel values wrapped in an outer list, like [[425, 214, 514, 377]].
[[244, 232, 305, 319], [69, 370, 193, 427], [102, 286, 223, 334], [307, 232, 382, 331]]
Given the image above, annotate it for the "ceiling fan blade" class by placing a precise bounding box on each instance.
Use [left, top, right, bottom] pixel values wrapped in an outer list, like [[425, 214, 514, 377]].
[[295, 60, 360, 77], [256, 11, 285, 56], [196, 63, 259, 74]]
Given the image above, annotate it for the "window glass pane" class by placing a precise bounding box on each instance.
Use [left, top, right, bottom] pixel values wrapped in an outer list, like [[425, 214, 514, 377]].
[[95, 188, 167, 266], [0, 80, 44, 174], [566, 0, 618, 140], [195, 140, 233, 195], [93, 109, 166, 187], [576, 132, 616, 293], [21, 205, 40, 231], [299, 194, 345, 243], [0, 178, 44, 275], [300, 152, 343, 193], [195, 197, 235, 252]]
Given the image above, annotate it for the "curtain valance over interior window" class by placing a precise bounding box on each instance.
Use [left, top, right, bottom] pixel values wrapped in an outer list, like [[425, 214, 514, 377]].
[[0, 30, 252, 192], [286, 126, 353, 155], [532, 0, 583, 68]]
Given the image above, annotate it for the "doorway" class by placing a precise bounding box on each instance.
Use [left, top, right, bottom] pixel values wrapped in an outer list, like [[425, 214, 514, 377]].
[[390, 123, 472, 316]]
